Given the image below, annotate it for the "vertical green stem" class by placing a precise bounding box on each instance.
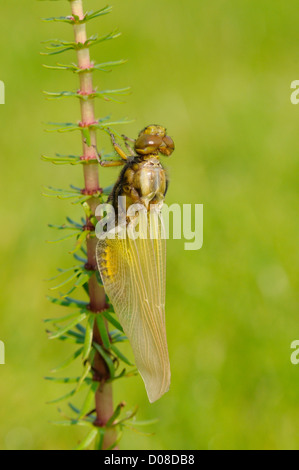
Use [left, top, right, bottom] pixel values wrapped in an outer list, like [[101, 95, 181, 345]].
[[70, 0, 117, 449]]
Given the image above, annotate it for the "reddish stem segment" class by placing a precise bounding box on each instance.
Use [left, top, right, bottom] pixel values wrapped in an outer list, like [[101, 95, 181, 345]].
[[70, 0, 117, 450]]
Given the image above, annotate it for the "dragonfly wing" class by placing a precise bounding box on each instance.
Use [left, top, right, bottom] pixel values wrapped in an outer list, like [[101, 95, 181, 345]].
[[96, 216, 170, 403]]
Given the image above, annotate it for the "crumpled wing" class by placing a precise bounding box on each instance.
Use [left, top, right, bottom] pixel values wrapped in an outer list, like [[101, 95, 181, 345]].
[[96, 217, 170, 403]]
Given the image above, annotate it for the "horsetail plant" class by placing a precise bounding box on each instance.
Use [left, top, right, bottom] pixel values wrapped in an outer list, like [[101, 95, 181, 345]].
[[41, 0, 140, 450]]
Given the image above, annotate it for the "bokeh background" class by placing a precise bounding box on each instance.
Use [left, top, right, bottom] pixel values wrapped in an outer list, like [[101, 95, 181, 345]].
[[0, 0, 298, 450]]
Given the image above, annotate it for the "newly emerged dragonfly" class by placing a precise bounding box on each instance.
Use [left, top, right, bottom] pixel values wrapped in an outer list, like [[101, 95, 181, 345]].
[[96, 125, 174, 402]]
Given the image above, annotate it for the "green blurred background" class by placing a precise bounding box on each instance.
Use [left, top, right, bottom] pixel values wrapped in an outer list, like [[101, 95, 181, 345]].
[[0, 0, 298, 450]]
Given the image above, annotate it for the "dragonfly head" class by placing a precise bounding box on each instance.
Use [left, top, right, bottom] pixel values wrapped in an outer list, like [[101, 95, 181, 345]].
[[135, 125, 175, 157]]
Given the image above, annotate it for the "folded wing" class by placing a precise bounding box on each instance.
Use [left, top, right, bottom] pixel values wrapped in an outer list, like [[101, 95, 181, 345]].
[[96, 216, 170, 403]]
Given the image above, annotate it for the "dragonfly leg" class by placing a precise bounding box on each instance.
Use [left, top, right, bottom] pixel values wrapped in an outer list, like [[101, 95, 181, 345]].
[[122, 134, 135, 143], [122, 140, 135, 156], [106, 128, 129, 161], [89, 143, 126, 167], [121, 134, 136, 156], [99, 159, 126, 167]]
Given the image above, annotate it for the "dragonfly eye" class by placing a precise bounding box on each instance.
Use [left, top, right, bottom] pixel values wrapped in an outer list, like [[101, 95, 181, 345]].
[[159, 136, 175, 156], [135, 134, 163, 155]]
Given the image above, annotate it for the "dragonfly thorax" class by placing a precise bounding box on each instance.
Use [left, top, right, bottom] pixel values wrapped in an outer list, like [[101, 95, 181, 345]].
[[130, 156, 167, 209], [109, 155, 167, 213]]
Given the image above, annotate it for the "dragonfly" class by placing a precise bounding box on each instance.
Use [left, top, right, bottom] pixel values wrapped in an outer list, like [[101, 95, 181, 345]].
[[96, 125, 174, 402]]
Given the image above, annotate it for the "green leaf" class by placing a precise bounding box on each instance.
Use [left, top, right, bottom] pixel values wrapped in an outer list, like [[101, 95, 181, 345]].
[[45, 116, 122, 135], [75, 323, 86, 335], [49, 271, 82, 291], [43, 59, 127, 74], [78, 381, 98, 420], [44, 87, 130, 103], [96, 315, 110, 349], [66, 217, 83, 229], [92, 59, 127, 72], [42, 15, 75, 24], [46, 121, 81, 133], [48, 223, 81, 231], [101, 310, 124, 333], [95, 270, 103, 287], [82, 315, 95, 361], [63, 272, 91, 296], [51, 419, 94, 428], [92, 117, 135, 131], [93, 343, 115, 378], [87, 30, 121, 48], [42, 153, 82, 165], [51, 347, 83, 373], [114, 406, 138, 426], [49, 314, 87, 340], [46, 185, 81, 194], [44, 310, 84, 324], [43, 185, 84, 200], [110, 345, 132, 366], [105, 402, 125, 427], [43, 7, 112, 25], [46, 232, 80, 243], [71, 196, 92, 205], [84, 6, 113, 22], [75, 429, 98, 450], [44, 90, 79, 99], [47, 296, 89, 309], [45, 265, 79, 281], [128, 418, 159, 427], [45, 376, 82, 384], [94, 429, 105, 450], [43, 63, 79, 72], [47, 388, 77, 405], [95, 86, 131, 99], [55, 333, 83, 345], [65, 297, 89, 308], [111, 368, 138, 381], [110, 330, 128, 343], [66, 330, 85, 343], [73, 253, 87, 263], [68, 403, 81, 415], [69, 230, 89, 254], [106, 431, 123, 450], [82, 202, 92, 219], [75, 358, 93, 392], [42, 31, 121, 56]]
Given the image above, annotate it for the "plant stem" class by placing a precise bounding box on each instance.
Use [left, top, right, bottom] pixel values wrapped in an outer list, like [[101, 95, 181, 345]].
[[70, 0, 117, 449]]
